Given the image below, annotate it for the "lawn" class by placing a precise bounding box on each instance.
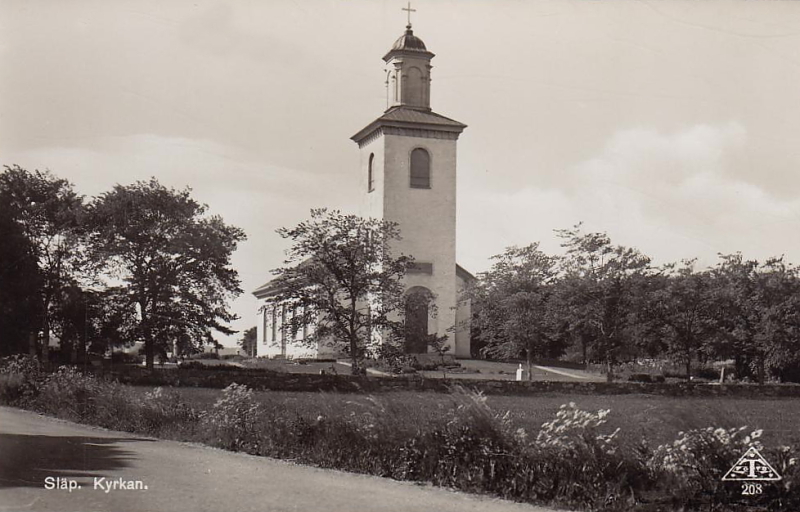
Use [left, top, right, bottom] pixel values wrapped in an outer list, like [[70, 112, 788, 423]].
[[132, 385, 800, 449]]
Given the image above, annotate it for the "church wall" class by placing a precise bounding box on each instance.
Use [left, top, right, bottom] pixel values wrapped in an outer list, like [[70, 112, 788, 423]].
[[454, 273, 472, 358], [382, 132, 458, 353], [255, 299, 343, 359]]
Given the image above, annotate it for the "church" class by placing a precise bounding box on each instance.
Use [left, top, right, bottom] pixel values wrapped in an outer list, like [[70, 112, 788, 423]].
[[253, 18, 474, 360]]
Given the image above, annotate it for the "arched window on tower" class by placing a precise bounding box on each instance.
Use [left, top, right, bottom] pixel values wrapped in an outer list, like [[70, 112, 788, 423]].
[[368, 153, 375, 192], [410, 148, 430, 189]]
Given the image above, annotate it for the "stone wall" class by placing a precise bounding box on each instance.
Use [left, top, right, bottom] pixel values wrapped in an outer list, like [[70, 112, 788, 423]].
[[102, 368, 800, 398]]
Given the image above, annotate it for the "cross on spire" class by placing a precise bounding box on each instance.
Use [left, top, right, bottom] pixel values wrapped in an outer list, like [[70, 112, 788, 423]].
[[402, 2, 416, 27]]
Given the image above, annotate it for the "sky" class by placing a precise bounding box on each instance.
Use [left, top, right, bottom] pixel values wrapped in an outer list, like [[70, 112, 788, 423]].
[[3, 0, 800, 346]]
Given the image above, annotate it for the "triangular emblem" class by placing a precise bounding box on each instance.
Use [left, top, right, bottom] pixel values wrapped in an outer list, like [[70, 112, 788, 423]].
[[722, 446, 782, 481]]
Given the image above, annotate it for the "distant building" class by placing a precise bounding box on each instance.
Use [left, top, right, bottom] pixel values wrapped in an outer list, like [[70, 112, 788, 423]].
[[254, 20, 473, 359]]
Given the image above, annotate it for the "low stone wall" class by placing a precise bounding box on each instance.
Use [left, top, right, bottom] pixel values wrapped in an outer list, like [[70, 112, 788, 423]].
[[99, 368, 800, 398]]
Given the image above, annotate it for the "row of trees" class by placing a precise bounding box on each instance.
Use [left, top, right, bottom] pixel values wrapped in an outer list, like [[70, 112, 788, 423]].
[[0, 165, 245, 369], [471, 224, 800, 383]]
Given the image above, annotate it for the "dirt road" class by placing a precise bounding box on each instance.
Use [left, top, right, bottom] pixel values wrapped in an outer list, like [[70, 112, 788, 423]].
[[0, 406, 560, 512]]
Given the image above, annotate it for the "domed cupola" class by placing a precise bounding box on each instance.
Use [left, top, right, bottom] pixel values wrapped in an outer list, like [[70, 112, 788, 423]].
[[384, 25, 435, 62]]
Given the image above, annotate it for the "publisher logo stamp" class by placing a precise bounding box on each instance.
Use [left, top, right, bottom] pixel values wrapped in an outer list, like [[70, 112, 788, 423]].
[[722, 446, 782, 482], [722, 446, 781, 497]]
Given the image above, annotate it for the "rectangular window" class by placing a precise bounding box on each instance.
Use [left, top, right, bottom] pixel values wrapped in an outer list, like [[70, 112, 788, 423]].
[[262, 308, 268, 343], [410, 148, 431, 189], [271, 307, 277, 342], [408, 262, 434, 275], [368, 153, 375, 193], [281, 305, 287, 341]]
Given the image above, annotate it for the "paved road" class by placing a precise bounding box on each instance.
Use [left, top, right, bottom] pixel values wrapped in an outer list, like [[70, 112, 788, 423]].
[[0, 407, 560, 512]]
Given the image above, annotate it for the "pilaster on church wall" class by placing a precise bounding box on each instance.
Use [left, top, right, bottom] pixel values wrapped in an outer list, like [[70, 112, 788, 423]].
[[358, 134, 385, 222]]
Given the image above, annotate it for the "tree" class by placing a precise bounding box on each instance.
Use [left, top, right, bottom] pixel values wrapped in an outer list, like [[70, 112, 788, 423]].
[[271, 208, 413, 375], [706, 253, 765, 381], [0, 165, 84, 363], [555, 224, 651, 381], [86, 178, 246, 369], [471, 244, 562, 380], [0, 191, 42, 357], [642, 260, 717, 379], [708, 254, 800, 383], [239, 326, 257, 357], [754, 257, 800, 382]]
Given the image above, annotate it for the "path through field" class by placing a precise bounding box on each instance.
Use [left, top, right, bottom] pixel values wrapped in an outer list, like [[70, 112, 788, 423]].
[[0, 406, 560, 512]]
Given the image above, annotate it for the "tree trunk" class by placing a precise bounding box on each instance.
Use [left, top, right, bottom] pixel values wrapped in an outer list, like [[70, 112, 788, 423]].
[[28, 332, 37, 359], [350, 333, 360, 376], [41, 315, 50, 368], [142, 315, 155, 370], [605, 355, 614, 383], [685, 350, 692, 380], [581, 339, 587, 366], [78, 324, 86, 369], [526, 343, 533, 382]]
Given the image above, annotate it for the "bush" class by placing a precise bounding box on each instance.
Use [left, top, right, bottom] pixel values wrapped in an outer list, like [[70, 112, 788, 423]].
[[138, 387, 199, 436], [200, 383, 262, 452], [650, 426, 765, 508], [111, 351, 143, 365], [693, 366, 722, 381], [34, 366, 103, 421], [178, 361, 241, 371], [371, 343, 416, 374], [0, 354, 41, 405], [189, 352, 219, 360]]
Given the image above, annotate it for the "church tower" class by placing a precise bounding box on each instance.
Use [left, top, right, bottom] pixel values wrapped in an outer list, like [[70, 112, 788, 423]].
[[351, 20, 471, 357]]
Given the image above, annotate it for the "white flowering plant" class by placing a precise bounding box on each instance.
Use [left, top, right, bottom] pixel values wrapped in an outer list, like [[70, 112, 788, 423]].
[[200, 383, 262, 452], [650, 426, 764, 496], [535, 402, 621, 456]]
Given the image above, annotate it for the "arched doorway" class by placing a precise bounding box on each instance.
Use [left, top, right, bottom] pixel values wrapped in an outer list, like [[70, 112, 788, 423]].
[[405, 286, 432, 354]]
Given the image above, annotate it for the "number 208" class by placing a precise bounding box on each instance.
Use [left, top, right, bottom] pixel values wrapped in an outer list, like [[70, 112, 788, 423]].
[[741, 483, 763, 495]]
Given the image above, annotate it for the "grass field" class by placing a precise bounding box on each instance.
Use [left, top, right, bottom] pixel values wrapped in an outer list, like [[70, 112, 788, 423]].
[[132, 386, 800, 449]]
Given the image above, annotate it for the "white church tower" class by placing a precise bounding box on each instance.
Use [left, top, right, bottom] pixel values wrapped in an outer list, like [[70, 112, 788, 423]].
[[351, 18, 473, 358]]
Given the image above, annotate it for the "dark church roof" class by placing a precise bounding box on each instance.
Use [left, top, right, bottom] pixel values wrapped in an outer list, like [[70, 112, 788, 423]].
[[456, 264, 476, 282], [383, 25, 434, 61], [351, 106, 466, 144], [252, 279, 282, 299], [380, 106, 465, 127]]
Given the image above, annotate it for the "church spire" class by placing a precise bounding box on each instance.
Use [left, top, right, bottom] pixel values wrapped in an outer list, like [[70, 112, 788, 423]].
[[383, 5, 434, 111]]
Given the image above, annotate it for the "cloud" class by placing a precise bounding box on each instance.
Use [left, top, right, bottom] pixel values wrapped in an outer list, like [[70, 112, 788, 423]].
[[459, 123, 800, 272]]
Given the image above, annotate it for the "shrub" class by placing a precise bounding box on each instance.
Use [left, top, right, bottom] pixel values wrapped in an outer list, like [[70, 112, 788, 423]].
[[200, 383, 262, 452], [138, 387, 199, 437], [110, 351, 143, 365], [0, 354, 41, 405], [693, 366, 722, 381], [34, 366, 104, 421], [529, 402, 648, 509], [372, 343, 416, 374], [650, 426, 764, 507], [178, 361, 242, 371]]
